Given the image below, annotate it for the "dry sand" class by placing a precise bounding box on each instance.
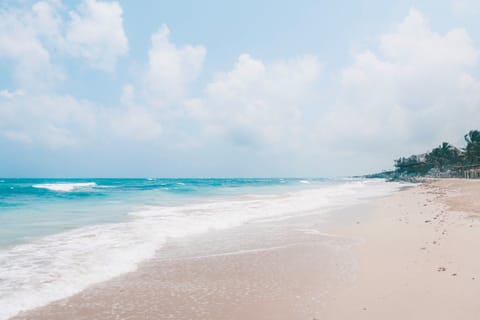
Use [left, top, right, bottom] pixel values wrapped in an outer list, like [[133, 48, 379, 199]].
[[325, 179, 480, 319], [13, 179, 480, 320]]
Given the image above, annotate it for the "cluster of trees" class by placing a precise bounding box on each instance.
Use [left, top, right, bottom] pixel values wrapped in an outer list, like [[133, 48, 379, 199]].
[[394, 130, 480, 176]]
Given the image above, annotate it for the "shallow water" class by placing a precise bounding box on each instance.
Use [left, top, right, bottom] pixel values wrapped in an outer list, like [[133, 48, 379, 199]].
[[0, 178, 402, 319]]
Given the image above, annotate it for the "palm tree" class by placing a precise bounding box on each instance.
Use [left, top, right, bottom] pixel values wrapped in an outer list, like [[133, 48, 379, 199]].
[[426, 142, 461, 171], [464, 130, 480, 144], [464, 130, 480, 164]]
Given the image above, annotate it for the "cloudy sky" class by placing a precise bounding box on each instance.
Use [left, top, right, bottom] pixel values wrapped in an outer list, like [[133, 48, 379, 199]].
[[1, 0, 479, 177]]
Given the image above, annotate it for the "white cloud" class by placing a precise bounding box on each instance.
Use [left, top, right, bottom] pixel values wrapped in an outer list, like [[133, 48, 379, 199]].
[[112, 84, 163, 140], [109, 52, 321, 150], [3, 130, 33, 144], [146, 24, 206, 107], [0, 94, 98, 148], [0, 3, 64, 90], [379, 9, 476, 68], [112, 33, 322, 149], [0, 21, 204, 147], [66, 0, 128, 72], [110, 106, 163, 140], [0, 0, 130, 147], [317, 8, 480, 167], [201, 53, 322, 147], [0, 0, 128, 91], [0, 89, 25, 99], [106, 24, 206, 142], [31, 0, 65, 47]]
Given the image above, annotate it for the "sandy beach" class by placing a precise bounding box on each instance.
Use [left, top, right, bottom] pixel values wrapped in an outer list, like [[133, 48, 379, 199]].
[[13, 179, 480, 320], [325, 179, 480, 319]]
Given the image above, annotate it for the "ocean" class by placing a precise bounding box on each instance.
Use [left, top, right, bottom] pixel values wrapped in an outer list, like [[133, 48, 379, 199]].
[[0, 178, 402, 319]]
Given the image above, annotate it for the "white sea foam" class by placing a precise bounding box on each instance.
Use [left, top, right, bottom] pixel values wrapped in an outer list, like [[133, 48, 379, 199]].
[[0, 179, 404, 319], [32, 182, 97, 192]]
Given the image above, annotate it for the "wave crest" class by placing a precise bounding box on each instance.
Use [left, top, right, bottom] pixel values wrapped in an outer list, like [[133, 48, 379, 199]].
[[32, 182, 97, 192]]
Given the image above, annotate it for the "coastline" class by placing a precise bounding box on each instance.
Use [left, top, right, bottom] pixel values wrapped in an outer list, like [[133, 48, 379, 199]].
[[12, 179, 480, 319]]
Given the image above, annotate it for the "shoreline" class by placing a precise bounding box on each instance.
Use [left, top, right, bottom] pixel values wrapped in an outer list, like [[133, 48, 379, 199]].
[[13, 201, 356, 320], [4, 179, 392, 320], [12, 179, 480, 319]]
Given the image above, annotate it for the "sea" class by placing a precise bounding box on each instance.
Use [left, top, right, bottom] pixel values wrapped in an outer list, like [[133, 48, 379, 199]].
[[0, 178, 403, 319]]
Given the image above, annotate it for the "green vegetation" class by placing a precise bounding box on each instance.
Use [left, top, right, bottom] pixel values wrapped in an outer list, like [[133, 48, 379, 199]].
[[464, 130, 480, 165], [389, 130, 480, 178]]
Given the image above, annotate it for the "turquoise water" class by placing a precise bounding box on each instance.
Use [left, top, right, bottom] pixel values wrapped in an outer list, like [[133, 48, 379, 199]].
[[0, 178, 402, 319], [0, 178, 327, 248]]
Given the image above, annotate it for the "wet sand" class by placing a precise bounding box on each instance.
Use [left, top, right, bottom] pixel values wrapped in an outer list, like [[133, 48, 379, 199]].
[[13, 205, 357, 320], [13, 179, 480, 319]]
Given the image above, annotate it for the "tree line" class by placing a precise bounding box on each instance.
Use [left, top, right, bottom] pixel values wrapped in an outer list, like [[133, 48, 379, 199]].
[[394, 130, 480, 177]]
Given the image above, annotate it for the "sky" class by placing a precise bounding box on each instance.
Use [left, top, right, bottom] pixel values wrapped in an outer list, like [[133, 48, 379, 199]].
[[0, 0, 480, 177]]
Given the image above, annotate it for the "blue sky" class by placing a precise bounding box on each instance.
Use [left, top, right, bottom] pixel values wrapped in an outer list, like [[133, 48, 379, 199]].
[[1, 0, 480, 177]]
